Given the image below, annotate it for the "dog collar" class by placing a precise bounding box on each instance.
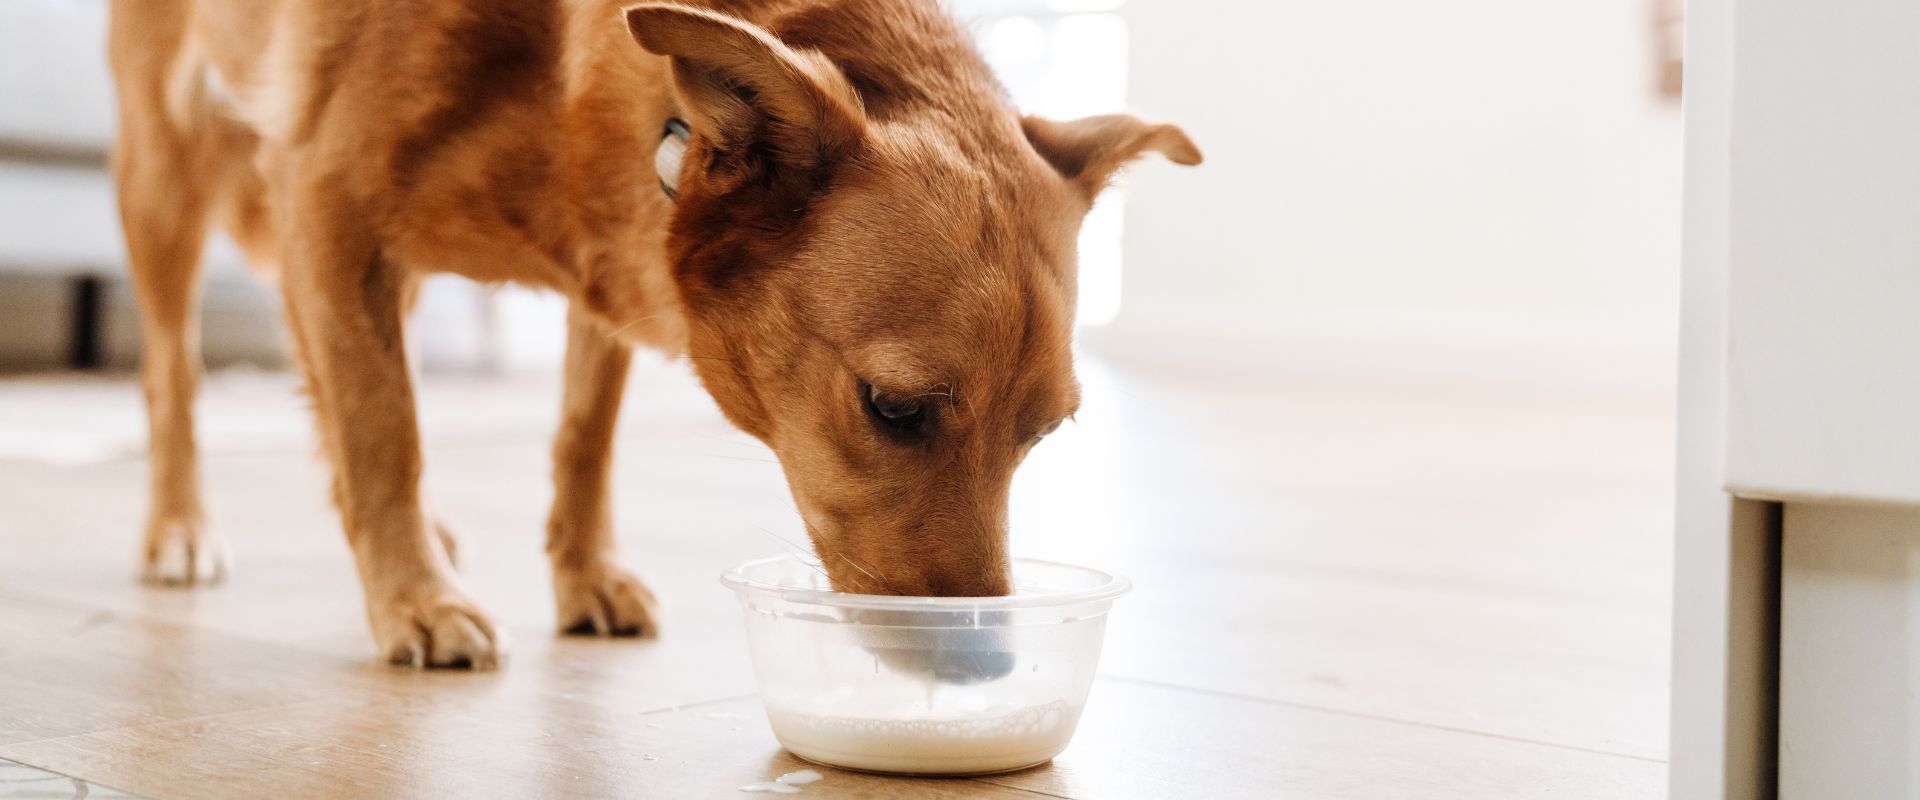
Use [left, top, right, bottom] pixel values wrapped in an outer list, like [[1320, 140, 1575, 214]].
[[656, 117, 690, 199]]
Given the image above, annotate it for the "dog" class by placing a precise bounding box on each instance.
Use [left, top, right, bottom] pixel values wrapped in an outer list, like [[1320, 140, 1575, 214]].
[[108, 0, 1199, 668]]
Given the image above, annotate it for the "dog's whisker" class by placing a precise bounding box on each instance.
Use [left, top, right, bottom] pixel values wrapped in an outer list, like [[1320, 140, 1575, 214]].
[[780, 554, 833, 583], [766, 540, 827, 572], [752, 525, 832, 581], [836, 552, 888, 594], [755, 524, 819, 559], [604, 315, 659, 340], [800, 517, 891, 594]]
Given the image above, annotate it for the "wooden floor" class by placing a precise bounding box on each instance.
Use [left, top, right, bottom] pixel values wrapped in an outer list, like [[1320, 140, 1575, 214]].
[[0, 350, 1674, 798]]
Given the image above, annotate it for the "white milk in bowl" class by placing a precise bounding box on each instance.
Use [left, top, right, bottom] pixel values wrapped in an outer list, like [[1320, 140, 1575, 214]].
[[766, 700, 1079, 774], [722, 555, 1130, 775]]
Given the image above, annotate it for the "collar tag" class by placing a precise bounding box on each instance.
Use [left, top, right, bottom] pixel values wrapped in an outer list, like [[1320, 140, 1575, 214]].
[[656, 117, 691, 200]]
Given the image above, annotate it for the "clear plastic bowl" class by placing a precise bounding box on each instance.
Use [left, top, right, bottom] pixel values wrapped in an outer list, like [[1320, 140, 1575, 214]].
[[721, 554, 1131, 775]]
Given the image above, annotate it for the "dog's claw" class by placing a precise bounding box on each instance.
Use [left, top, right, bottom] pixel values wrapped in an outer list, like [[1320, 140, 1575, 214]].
[[371, 591, 504, 670], [388, 640, 426, 669], [141, 519, 230, 587], [574, 594, 613, 636], [428, 606, 497, 668], [555, 560, 659, 639]]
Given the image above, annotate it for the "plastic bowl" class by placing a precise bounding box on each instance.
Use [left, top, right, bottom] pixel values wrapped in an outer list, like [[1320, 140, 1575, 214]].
[[721, 554, 1131, 775]]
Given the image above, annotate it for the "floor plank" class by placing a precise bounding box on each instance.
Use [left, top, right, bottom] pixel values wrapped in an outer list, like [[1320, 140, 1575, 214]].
[[0, 757, 138, 800]]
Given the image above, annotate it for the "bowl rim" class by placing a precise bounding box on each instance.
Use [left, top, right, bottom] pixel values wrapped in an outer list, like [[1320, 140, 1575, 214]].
[[720, 554, 1132, 611]]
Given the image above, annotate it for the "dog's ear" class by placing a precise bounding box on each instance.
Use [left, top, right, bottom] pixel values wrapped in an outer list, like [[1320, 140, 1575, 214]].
[[625, 3, 865, 181], [1022, 114, 1202, 198]]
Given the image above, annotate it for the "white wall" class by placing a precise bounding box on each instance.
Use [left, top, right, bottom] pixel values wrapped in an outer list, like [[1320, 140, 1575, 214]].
[[1104, 0, 1682, 383], [0, 0, 113, 149]]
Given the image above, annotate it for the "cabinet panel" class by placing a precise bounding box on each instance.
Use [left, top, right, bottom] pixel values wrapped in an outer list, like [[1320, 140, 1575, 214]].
[[1724, 0, 1920, 504], [1780, 503, 1920, 798]]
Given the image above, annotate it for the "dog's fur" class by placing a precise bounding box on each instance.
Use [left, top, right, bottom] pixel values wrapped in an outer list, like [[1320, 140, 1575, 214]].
[[109, 0, 1198, 668]]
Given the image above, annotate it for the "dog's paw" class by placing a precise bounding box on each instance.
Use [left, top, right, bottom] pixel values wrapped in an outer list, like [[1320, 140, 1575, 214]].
[[141, 517, 230, 587], [554, 559, 660, 638], [369, 586, 505, 669]]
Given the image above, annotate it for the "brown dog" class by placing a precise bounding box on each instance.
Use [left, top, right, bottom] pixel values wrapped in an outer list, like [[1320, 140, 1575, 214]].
[[108, 0, 1198, 668]]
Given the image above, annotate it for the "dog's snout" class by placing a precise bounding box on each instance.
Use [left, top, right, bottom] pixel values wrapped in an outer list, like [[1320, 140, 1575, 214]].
[[927, 569, 1012, 598]]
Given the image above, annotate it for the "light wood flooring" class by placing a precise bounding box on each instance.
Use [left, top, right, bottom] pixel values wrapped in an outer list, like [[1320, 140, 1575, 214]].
[[0, 351, 1674, 798]]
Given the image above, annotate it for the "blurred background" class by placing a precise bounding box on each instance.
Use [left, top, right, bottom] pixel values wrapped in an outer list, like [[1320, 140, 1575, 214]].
[[0, 0, 1682, 385]]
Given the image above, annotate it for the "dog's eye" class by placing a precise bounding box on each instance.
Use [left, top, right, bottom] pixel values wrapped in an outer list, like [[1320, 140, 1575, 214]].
[[862, 382, 927, 433]]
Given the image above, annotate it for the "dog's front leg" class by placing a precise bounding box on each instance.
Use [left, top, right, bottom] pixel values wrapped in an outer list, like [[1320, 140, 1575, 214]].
[[280, 214, 501, 668], [546, 305, 659, 637]]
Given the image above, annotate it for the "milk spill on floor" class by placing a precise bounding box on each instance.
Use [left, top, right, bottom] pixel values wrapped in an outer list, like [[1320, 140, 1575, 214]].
[[737, 769, 825, 794]]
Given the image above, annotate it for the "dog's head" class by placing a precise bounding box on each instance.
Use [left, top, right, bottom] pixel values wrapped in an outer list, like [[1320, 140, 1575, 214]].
[[626, 3, 1199, 596]]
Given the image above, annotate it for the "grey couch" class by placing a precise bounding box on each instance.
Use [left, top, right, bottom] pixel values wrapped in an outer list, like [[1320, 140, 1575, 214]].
[[0, 0, 277, 370]]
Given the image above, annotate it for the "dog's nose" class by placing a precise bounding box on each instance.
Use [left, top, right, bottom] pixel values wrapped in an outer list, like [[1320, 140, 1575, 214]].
[[927, 644, 1017, 684], [859, 611, 1018, 684]]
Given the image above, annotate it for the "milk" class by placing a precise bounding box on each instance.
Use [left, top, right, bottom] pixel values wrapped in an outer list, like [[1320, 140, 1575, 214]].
[[765, 700, 1079, 775], [737, 769, 825, 794]]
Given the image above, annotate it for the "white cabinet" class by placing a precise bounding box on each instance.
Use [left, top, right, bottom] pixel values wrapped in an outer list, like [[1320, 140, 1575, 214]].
[[1780, 504, 1920, 799], [1721, 0, 1920, 507], [1675, 0, 1920, 796]]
